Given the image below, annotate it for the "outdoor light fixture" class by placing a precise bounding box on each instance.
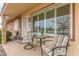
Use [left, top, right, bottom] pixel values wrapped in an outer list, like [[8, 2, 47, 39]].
[[5, 16, 10, 20], [28, 18, 30, 22]]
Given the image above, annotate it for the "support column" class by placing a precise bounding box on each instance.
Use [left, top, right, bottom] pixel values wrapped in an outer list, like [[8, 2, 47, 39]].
[[2, 16, 6, 44]]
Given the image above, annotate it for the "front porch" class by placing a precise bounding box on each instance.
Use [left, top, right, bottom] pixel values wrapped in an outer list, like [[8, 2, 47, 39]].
[[2, 40, 45, 56], [0, 3, 76, 56], [2, 40, 72, 56]]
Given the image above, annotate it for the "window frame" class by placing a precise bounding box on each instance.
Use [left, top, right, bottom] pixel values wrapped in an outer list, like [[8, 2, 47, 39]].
[[32, 3, 74, 40]]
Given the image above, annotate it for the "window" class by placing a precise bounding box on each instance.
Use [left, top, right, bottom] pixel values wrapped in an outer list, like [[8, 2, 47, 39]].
[[57, 4, 70, 16], [33, 4, 71, 37], [14, 19, 19, 31], [46, 10, 55, 36], [39, 13, 44, 20], [56, 15, 70, 36], [46, 10, 55, 19], [38, 13, 45, 35], [33, 13, 45, 36], [33, 15, 38, 32], [56, 4, 70, 36]]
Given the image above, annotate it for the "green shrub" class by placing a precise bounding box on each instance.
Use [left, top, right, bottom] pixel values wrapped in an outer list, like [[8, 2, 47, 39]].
[[0, 30, 12, 44], [6, 30, 12, 41]]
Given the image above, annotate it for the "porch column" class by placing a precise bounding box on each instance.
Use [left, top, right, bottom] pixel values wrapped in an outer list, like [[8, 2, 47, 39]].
[[2, 16, 6, 44]]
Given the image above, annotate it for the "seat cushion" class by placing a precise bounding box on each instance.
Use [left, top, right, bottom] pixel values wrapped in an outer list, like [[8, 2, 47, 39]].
[[47, 48, 66, 56]]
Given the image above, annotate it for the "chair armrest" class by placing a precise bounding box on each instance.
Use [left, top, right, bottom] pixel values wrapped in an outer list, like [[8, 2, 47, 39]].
[[50, 45, 69, 56], [51, 45, 69, 51], [43, 36, 54, 39], [42, 36, 54, 42]]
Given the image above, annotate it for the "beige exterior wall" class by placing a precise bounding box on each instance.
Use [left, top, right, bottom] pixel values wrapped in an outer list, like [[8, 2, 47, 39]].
[[7, 22, 14, 32], [65, 3, 79, 56], [70, 4, 79, 55], [7, 21, 17, 37]]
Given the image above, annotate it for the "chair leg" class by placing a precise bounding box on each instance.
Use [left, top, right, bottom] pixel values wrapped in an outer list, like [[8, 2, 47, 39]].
[[33, 44, 38, 51], [52, 50, 54, 56], [32, 37, 33, 44]]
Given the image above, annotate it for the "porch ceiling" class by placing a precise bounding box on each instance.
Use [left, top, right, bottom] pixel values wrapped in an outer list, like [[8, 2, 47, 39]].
[[2, 3, 41, 20]]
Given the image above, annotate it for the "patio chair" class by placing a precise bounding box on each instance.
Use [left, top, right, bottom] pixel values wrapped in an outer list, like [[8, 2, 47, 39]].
[[0, 45, 7, 56], [23, 31, 34, 50], [16, 31, 33, 43], [16, 31, 34, 50], [15, 31, 23, 41], [42, 34, 70, 56]]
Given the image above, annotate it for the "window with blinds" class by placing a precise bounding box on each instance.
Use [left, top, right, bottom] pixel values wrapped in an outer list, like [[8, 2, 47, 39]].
[[32, 4, 71, 37], [46, 9, 55, 35], [46, 10, 55, 19], [56, 4, 70, 36], [57, 4, 70, 17]]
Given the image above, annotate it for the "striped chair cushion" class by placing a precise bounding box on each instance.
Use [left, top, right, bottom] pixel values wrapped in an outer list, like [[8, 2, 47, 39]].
[[62, 35, 69, 46], [47, 48, 66, 56], [42, 35, 59, 53], [55, 35, 64, 47], [42, 35, 70, 56]]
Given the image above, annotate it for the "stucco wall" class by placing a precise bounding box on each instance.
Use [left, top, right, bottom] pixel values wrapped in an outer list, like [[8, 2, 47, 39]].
[[67, 3, 79, 56], [7, 21, 17, 37], [70, 3, 79, 56], [7, 21, 14, 32]]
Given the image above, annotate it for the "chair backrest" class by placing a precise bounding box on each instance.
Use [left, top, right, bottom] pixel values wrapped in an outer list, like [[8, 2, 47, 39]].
[[55, 35, 64, 47], [62, 35, 70, 46], [51, 34, 59, 47], [49, 34, 69, 48], [51, 35, 70, 56], [54, 35, 70, 47], [26, 31, 33, 42], [43, 34, 70, 56], [50, 34, 64, 48]]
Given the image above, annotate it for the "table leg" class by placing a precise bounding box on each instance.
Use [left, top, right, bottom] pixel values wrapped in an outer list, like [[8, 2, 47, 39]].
[[32, 37, 33, 44], [40, 38, 43, 56]]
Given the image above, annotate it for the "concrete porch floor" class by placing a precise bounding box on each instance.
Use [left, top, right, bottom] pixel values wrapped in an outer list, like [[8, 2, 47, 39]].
[[2, 40, 45, 56], [2, 40, 73, 56]]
